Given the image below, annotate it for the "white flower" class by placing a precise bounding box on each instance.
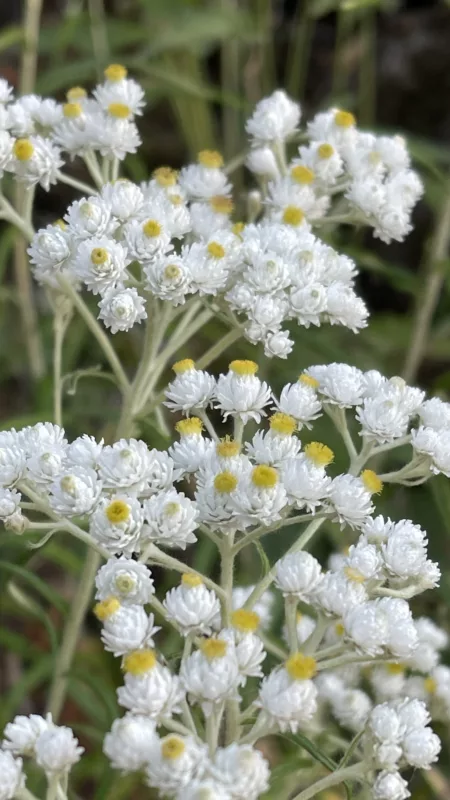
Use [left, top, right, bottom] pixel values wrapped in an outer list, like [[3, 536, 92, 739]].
[[97, 438, 152, 493], [264, 330, 294, 358], [180, 640, 241, 715], [419, 397, 450, 431], [93, 78, 145, 116], [66, 435, 104, 470], [402, 728, 441, 769], [8, 135, 63, 189], [177, 779, 232, 800], [83, 114, 141, 160], [28, 224, 73, 286], [118, 657, 184, 719], [98, 286, 147, 333], [48, 466, 101, 516], [307, 363, 364, 407], [35, 726, 83, 775], [230, 465, 288, 527], [143, 489, 198, 549], [95, 557, 154, 604], [313, 571, 368, 617], [246, 147, 280, 179], [245, 428, 301, 467], [277, 380, 322, 428], [101, 181, 144, 221], [372, 771, 410, 800], [215, 361, 271, 424], [0, 750, 25, 800], [357, 394, 410, 444], [103, 714, 158, 772], [169, 418, 215, 474], [328, 474, 374, 529], [0, 431, 26, 487], [72, 237, 129, 295], [3, 714, 51, 756], [99, 604, 160, 657], [331, 688, 372, 732], [232, 586, 275, 630], [382, 520, 428, 579], [344, 541, 383, 582], [165, 360, 216, 413], [64, 196, 116, 240], [163, 576, 220, 635], [282, 455, 331, 511], [145, 734, 207, 795], [210, 744, 270, 800], [122, 217, 171, 261], [246, 90, 300, 143], [89, 495, 144, 556], [275, 551, 322, 598], [0, 488, 21, 519], [257, 661, 318, 733], [144, 254, 192, 305]]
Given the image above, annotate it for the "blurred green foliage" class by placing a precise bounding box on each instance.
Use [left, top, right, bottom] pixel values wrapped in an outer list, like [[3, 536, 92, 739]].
[[2, 1, 450, 797]]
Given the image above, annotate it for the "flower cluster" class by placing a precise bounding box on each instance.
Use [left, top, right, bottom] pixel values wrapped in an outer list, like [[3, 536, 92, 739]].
[[19, 72, 421, 355], [1, 355, 449, 799]]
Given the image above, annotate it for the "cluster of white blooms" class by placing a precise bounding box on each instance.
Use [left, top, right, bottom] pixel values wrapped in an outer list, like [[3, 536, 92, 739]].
[[18, 75, 420, 356], [0, 713, 83, 800], [3, 355, 449, 799]]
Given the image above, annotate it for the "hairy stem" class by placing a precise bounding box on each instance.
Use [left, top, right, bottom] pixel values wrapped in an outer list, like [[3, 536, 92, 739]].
[[290, 762, 365, 800]]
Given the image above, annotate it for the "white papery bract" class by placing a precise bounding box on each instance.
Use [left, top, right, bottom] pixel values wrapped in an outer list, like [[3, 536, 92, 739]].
[[257, 664, 318, 733], [210, 744, 270, 800], [103, 714, 158, 772], [3, 714, 51, 757], [275, 551, 322, 598], [0, 750, 25, 800], [163, 576, 220, 635], [95, 557, 154, 604], [145, 734, 208, 795], [35, 726, 84, 775]]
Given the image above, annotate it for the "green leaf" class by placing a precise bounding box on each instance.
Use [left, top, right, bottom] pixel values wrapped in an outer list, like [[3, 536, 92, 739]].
[[0, 656, 53, 729], [0, 561, 68, 614]]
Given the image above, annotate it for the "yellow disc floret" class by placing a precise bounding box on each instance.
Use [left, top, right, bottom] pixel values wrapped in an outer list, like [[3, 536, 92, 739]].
[[154, 166, 178, 187], [298, 373, 320, 389], [123, 649, 156, 675], [216, 437, 240, 458], [335, 622, 345, 636], [387, 663, 405, 676], [344, 566, 365, 584], [207, 241, 226, 259], [172, 358, 195, 374], [229, 359, 258, 376], [210, 195, 234, 214], [361, 469, 383, 495], [270, 412, 297, 436], [106, 499, 130, 524], [108, 102, 131, 119], [13, 139, 34, 161], [90, 247, 109, 265], [214, 471, 238, 494], [93, 596, 121, 621], [252, 464, 279, 489], [231, 609, 260, 633], [104, 63, 128, 82], [424, 677, 437, 694], [164, 502, 181, 517], [334, 110, 356, 128], [305, 442, 334, 467], [54, 219, 66, 230], [66, 86, 87, 101], [181, 573, 203, 588], [282, 205, 304, 227], [115, 574, 136, 595], [164, 264, 181, 280], [161, 736, 186, 760], [200, 638, 227, 660], [318, 143, 334, 160], [232, 222, 245, 237], [198, 149, 223, 169], [286, 652, 317, 681], [63, 102, 82, 118], [143, 219, 162, 238], [291, 165, 315, 184], [176, 417, 203, 436]]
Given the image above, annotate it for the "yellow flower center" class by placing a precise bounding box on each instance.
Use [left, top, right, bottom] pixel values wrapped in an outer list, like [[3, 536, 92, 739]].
[[282, 205, 304, 227], [216, 437, 240, 458], [108, 102, 131, 119], [154, 166, 178, 187], [286, 652, 317, 681], [60, 475, 76, 494], [63, 102, 82, 118], [318, 143, 335, 160], [123, 649, 156, 675], [176, 417, 203, 436], [214, 471, 238, 494], [164, 502, 181, 517], [143, 219, 162, 237], [291, 165, 315, 184], [296, 611, 303, 622], [93, 596, 120, 621], [231, 609, 260, 633], [200, 638, 227, 660], [207, 241, 226, 259], [106, 500, 130, 524], [334, 110, 356, 128], [66, 86, 87, 101], [164, 264, 181, 280], [335, 622, 345, 636], [115, 574, 136, 594], [13, 139, 34, 161], [344, 566, 365, 584], [169, 193, 183, 206], [104, 63, 128, 82], [304, 442, 334, 467], [161, 735, 186, 760], [386, 662, 405, 676], [181, 573, 203, 588], [361, 469, 383, 495], [90, 247, 109, 265], [252, 464, 279, 489], [54, 219, 66, 230], [210, 195, 234, 214], [229, 359, 258, 376], [172, 358, 195, 374], [232, 222, 245, 237], [298, 373, 320, 389], [198, 149, 223, 168], [270, 412, 297, 436], [424, 677, 437, 694]]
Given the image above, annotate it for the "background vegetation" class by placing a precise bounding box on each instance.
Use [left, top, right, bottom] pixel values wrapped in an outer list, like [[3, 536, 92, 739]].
[[2, 0, 450, 797]]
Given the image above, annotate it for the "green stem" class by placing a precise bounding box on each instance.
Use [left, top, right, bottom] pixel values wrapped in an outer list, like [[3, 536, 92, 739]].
[[290, 762, 365, 800], [144, 543, 225, 598], [56, 171, 97, 195], [285, 595, 298, 655], [286, 0, 314, 100], [47, 550, 100, 721], [88, 0, 109, 78], [220, 533, 235, 626], [53, 308, 69, 428]]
